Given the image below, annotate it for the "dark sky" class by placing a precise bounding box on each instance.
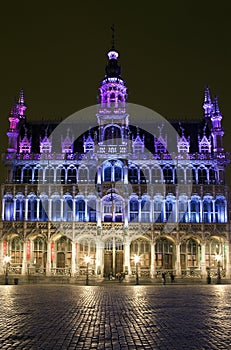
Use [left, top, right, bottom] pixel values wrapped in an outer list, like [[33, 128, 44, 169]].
[[0, 1, 231, 182]]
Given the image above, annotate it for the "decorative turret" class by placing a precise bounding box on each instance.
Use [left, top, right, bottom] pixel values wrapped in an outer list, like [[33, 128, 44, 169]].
[[132, 127, 144, 153], [154, 124, 167, 153], [19, 126, 31, 153], [40, 127, 52, 153], [17, 88, 26, 119], [177, 125, 190, 153], [61, 128, 74, 153], [83, 129, 94, 153], [203, 86, 213, 118], [211, 96, 224, 153], [198, 125, 211, 153]]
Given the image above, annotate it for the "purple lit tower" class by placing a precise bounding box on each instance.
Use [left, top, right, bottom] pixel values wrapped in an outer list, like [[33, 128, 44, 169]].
[[0, 38, 230, 282]]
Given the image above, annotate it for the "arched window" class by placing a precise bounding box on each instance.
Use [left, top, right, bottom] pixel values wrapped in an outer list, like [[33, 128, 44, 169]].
[[140, 167, 149, 184], [190, 196, 200, 222], [209, 168, 216, 184], [103, 195, 123, 222], [39, 194, 48, 221], [163, 166, 173, 184], [185, 167, 196, 183], [4, 194, 14, 221], [153, 197, 163, 222], [15, 194, 25, 221], [178, 197, 188, 223], [33, 237, 47, 269], [155, 238, 174, 269], [114, 165, 122, 182], [165, 196, 175, 222], [151, 167, 162, 183], [56, 236, 72, 269], [22, 166, 32, 183], [34, 166, 43, 183], [28, 194, 38, 221], [104, 165, 112, 182], [56, 166, 66, 184], [52, 195, 61, 221], [67, 166, 77, 184], [87, 198, 96, 222], [187, 239, 198, 267], [198, 167, 207, 184], [175, 167, 185, 184], [215, 196, 226, 223], [63, 194, 73, 221], [128, 166, 138, 184], [141, 197, 150, 222], [10, 237, 23, 264], [44, 166, 54, 184], [129, 197, 139, 222], [104, 125, 121, 142], [75, 197, 85, 221], [14, 166, 22, 183], [78, 167, 88, 183], [203, 196, 213, 223]]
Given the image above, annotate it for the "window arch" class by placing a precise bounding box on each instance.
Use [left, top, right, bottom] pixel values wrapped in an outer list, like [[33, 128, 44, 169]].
[[185, 166, 196, 184], [22, 166, 32, 183], [153, 196, 163, 222], [39, 193, 48, 221], [165, 195, 175, 222], [128, 166, 138, 184], [163, 166, 173, 184], [215, 196, 226, 223], [78, 167, 88, 183], [155, 238, 174, 269], [51, 194, 61, 221], [203, 196, 213, 223], [178, 196, 188, 223], [10, 237, 23, 264], [190, 195, 200, 222], [198, 167, 208, 184], [15, 193, 25, 221], [4, 193, 14, 221], [27, 193, 38, 221], [63, 193, 73, 221], [75, 197, 85, 221], [141, 196, 150, 222], [151, 167, 162, 183], [129, 197, 139, 222], [67, 166, 77, 184], [140, 167, 150, 184], [87, 197, 97, 222], [103, 194, 124, 222], [56, 166, 66, 184], [34, 165, 43, 183], [44, 166, 54, 183]]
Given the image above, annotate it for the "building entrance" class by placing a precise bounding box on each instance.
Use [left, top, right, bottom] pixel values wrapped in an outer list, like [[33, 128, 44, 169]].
[[104, 237, 124, 277]]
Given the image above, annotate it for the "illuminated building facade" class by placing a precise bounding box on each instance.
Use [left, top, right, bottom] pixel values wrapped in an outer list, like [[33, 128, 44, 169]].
[[0, 44, 230, 281]]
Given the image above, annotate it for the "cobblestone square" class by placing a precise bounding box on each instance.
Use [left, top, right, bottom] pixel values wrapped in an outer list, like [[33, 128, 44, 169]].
[[0, 284, 230, 349]]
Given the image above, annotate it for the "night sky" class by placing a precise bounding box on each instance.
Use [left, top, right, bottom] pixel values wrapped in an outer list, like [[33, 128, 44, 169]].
[[0, 1, 231, 183]]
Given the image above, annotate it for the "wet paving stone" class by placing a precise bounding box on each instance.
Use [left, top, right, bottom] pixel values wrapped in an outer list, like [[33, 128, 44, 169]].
[[0, 284, 230, 349]]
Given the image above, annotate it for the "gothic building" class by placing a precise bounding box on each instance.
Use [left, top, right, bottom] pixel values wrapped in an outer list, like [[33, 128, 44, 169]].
[[0, 43, 230, 281]]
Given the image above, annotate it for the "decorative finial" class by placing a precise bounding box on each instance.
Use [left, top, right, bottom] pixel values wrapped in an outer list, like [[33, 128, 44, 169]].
[[111, 24, 115, 49]]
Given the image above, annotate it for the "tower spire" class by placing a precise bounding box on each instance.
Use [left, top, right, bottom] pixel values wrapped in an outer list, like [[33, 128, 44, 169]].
[[111, 24, 115, 49], [203, 86, 213, 118]]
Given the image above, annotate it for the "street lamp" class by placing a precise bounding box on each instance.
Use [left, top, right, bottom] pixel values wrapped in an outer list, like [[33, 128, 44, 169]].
[[85, 256, 91, 286], [215, 254, 222, 284], [134, 254, 140, 285], [3, 255, 11, 285]]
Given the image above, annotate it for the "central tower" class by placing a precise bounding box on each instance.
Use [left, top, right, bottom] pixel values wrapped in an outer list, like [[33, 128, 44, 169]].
[[96, 43, 129, 155]]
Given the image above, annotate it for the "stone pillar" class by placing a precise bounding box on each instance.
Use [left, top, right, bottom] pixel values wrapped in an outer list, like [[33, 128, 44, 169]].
[[150, 242, 156, 278], [46, 240, 52, 276], [71, 241, 76, 276], [175, 243, 181, 276], [123, 240, 131, 275], [2, 198, 5, 220], [124, 198, 128, 228], [21, 241, 28, 275], [95, 240, 103, 276], [225, 242, 230, 278], [200, 243, 207, 278]]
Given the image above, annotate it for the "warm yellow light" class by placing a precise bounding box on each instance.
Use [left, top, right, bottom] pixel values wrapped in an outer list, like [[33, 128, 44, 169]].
[[134, 254, 140, 264], [215, 254, 221, 262], [85, 256, 91, 264], [3, 256, 11, 264]]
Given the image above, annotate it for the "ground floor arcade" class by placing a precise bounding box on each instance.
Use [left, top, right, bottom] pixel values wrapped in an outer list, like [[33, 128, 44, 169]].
[[0, 223, 230, 280]]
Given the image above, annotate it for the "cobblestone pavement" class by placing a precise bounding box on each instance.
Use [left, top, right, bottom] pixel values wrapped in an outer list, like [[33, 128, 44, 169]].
[[0, 284, 230, 350]]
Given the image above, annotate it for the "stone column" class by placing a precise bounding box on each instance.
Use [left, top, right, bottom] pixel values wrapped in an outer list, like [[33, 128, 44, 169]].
[[95, 240, 103, 276], [175, 242, 181, 276], [150, 242, 156, 278], [123, 240, 131, 275], [46, 240, 52, 276], [225, 242, 230, 278], [21, 241, 28, 275], [200, 243, 207, 278], [71, 241, 76, 276]]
